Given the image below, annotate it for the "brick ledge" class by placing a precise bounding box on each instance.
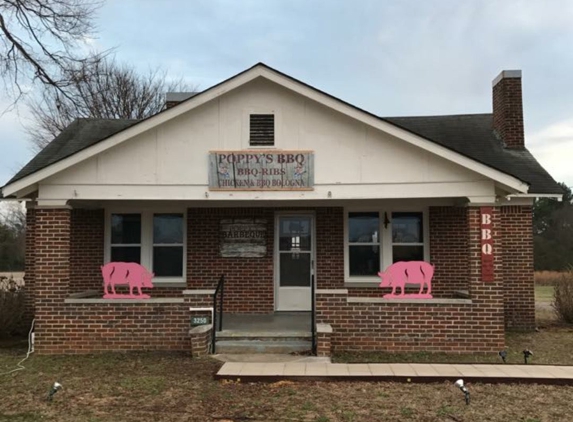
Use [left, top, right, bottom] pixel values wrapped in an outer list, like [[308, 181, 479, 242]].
[[347, 297, 472, 304], [64, 298, 185, 304]]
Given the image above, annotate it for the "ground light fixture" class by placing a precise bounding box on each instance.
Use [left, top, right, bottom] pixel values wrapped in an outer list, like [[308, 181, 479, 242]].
[[454, 379, 470, 405], [499, 350, 508, 363], [47, 382, 62, 401], [523, 349, 533, 364]]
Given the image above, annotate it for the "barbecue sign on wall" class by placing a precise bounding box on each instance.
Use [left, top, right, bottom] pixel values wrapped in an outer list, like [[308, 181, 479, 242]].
[[208, 151, 314, 190], [220, 218, 267, 257], [480, 207, 494, 282]]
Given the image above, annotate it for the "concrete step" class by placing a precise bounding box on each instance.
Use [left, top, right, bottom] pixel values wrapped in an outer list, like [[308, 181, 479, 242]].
[[216, 330, 311, 339], [215, 339, 312, 354]]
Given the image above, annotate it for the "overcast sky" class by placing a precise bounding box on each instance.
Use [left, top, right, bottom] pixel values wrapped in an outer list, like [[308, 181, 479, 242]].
[[1, 0, 573, 189]]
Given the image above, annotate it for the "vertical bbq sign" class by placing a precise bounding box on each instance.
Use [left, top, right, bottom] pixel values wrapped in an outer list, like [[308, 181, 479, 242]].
[[480, 207, 494, 282], [208, 151, 314, 190]]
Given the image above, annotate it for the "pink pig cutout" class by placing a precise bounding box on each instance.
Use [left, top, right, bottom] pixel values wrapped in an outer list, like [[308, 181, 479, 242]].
[[101, 262, 154, 299], [378, 261, 434, 299]]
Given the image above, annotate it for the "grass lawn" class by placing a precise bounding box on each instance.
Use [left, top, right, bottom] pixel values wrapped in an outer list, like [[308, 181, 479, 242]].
[[535, 285, 554, 303], [1, 350, 573, 422]]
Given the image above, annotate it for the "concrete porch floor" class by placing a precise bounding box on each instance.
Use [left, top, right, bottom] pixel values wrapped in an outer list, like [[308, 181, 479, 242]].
[[218, 312, 312, 337]]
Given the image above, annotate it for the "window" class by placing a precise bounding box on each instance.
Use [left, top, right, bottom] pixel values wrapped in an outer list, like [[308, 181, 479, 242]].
[[153, 214, 184, 277], [249, 114, 274, 146], [345, 209, 428, 281], [107, 211, 185, 283], [392, 212, 424, 262], [110, 214, 141, 263], [348, 212, 380, 276]]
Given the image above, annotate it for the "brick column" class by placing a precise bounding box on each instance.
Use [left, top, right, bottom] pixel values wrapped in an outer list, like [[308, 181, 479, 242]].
[[21, 208, 36, 330], [501, 206, 535, 330], [34, 208, 71, 354], [429, 207, 469, 297], [467, 207, 505, 349], [70, 209, 104, 293]]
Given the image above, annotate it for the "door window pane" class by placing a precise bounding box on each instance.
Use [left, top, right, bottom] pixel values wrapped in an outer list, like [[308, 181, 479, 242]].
[[111, 246, 141, 263], [279, 217, 311, 251], [153, 246, 183, 277], [111, 214, 141, 244], [280, 253, 311, 287], [349, 245, 380, 276]]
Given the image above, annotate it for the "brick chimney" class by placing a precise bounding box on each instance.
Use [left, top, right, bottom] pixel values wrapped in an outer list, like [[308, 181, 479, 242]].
[[492, 70, 524, 149], [165, 92, 197, 109]]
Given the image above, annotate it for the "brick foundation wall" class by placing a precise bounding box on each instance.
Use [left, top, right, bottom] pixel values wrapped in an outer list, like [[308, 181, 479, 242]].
[[70, 209, 104, 293], [501, 206, 535, 329], [42, 302, 190, 354]]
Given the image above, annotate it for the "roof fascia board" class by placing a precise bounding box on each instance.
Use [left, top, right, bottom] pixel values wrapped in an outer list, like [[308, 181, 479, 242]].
[[3, 63, 528, 196], [258, 67, 529, 193]]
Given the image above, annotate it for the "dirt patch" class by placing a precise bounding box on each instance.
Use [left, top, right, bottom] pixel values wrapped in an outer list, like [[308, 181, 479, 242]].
[[1, 350, 573, 421]]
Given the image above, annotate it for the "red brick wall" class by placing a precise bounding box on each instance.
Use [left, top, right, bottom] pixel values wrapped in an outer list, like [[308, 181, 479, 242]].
[[70, 209, 104, 293], [34, 208, 72, 353], [317, 207, 505, 354], [429, 206, 469, 297], [501, 206, 535, 329], [41, 303, 190, 354], [315, 207, 344, 289], [188, 208, 275, 313], [22, 208, 36, 328], [493, 74, 524, 149], [187, 207, 345, 313]]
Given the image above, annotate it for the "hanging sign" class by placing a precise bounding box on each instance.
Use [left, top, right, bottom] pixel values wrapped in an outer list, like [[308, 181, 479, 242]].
[[208, 151, 314, 190], [480, 207, 494, 282]]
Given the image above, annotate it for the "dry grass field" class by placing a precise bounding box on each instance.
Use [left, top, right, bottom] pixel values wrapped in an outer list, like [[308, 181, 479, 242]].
[[535, 271, 564, 286], [1, 352, 573, 422]]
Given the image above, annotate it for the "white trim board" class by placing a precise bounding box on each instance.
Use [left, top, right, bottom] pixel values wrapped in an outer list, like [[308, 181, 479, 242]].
[[2, 63, 529, 198]]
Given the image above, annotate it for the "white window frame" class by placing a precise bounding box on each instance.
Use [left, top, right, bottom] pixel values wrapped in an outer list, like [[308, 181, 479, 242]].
[[242, 108, 281, 149], [104, 207, 187, 286], [344, 206, 430, 285]]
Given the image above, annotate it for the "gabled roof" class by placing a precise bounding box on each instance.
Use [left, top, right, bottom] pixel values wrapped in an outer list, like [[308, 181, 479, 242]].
[[384, 114, 562, 195], [7, 118, 139, 186], [1, 63, 562, 196]]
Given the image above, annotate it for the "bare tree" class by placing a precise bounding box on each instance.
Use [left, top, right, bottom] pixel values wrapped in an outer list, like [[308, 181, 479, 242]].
[[0, 203, 25, 271], [26, 55, 194, 150], [0, 0, 106, 108]]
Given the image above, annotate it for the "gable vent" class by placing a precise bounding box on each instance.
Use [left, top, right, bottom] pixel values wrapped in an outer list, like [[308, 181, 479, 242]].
[[250, 114, 275, 146]]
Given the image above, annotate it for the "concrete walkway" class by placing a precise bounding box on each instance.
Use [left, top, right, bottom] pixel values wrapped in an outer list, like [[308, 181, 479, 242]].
[[216, 361, 573, 385]]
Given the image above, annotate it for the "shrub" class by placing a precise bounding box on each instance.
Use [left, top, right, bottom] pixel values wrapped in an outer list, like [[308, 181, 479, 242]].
[[0, 275, 25, 337], [553, 270, 573, 324]]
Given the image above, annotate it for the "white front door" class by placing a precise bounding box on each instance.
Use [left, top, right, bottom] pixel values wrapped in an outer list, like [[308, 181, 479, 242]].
[[276, 215, 314, 311]]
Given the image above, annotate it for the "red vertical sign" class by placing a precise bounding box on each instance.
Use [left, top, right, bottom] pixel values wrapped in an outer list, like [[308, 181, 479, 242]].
[[480, 207, 494, 282]]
